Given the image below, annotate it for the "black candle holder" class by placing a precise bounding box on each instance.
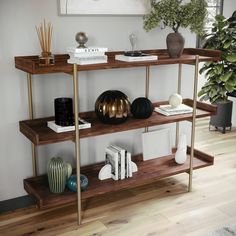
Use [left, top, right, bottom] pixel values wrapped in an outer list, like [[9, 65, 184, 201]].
[[54, 97, 73, 126]]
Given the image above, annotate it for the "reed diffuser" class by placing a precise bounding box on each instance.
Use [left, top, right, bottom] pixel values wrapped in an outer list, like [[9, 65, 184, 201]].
[[36, 20, 54, 66]]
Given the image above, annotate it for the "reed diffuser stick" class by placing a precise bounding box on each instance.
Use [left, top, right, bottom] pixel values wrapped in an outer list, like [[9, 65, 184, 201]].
[[36, 20, 54, 65], [36, 19, 53, 54]]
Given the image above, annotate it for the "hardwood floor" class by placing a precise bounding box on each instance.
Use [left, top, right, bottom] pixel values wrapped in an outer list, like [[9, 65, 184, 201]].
[[1, 118, 236, 236]]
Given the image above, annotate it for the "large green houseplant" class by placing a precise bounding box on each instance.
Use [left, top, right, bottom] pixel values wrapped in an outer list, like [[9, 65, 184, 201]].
[[198, 11, 236, 133], [143, 0, 207, 58]]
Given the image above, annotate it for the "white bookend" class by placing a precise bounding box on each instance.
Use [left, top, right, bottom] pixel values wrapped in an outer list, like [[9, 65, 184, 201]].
[[98, 164, 112, 180], [110, 145, 126, 180], [105, 146, 119, 181], [115, 54, 158, 62], [127, 152, 132, 177], [131, 161, 138, 173]]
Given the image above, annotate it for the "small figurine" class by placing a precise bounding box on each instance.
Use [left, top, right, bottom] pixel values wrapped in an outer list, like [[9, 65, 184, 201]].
[[75, 32, 88, 48]]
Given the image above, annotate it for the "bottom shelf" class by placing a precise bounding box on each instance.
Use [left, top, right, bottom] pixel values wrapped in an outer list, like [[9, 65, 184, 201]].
[[24, 147, 214, 209]]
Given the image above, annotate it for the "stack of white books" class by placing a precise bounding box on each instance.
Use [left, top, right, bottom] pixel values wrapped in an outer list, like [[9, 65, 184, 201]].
[[67, 47, 108, 65], [47, 118, 91, 133], [115, 53, 158, 62], [105, 145, 138, 181], [154, 104, 193, 116]]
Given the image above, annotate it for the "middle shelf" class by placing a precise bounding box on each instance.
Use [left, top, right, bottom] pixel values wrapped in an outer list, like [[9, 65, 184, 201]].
[[19, 99, 216, 145]]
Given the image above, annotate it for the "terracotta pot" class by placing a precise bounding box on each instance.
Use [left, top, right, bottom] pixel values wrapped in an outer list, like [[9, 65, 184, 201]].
[[166, 32, 185, 58]]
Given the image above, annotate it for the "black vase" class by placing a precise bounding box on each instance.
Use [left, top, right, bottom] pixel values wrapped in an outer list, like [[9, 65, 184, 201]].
[[54, 97, 73, 126], [210, 100, 233, 133], [95, 90, 130, 124], [131, 97, 153, 119], [166, 32, 185, 58]]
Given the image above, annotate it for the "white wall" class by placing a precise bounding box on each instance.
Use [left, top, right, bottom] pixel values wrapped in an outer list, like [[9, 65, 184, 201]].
[[0, 0, 235, 201]]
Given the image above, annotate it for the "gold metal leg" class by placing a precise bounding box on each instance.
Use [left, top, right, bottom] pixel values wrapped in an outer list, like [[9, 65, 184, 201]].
[[27, 73, 37, 176], [188, 56, 199, 192], [72, 64, 82, 225], [145, 66, 150, 133], [176, 64, 182, 147]]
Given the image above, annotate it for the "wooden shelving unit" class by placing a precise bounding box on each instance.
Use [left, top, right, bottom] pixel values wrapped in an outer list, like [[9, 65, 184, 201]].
[[15, 48, 221, 225]]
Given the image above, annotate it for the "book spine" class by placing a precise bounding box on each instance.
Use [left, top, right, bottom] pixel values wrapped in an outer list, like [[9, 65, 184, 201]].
[[127, 152, 132, 177], [105, 147, 119, 180], [67, 47, 108, 53], [69, 52, 106, 58], [110, 145, 125, 180]]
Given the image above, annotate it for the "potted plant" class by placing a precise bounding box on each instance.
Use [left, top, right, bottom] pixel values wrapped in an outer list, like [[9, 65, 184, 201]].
[[143, 0, 207, 58], [198, 11, 236, 133]]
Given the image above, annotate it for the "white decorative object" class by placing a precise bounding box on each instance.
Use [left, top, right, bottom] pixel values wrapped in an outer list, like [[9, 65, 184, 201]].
[[59, 0, 151, 15], [98, 164, 112, 180], [169, 93, 183, 108], [131, 161, 138, 172], [142, 128, 172, 161], [175, 134, 187, 164]]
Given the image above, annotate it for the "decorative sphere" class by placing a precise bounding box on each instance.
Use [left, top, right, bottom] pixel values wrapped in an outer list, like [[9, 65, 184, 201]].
[[131, 97, 153, 119], [169, 93, 182, 108], [67, 174, 89, 192], [75, 32, 88, 48], [95, 90, 130, 124]]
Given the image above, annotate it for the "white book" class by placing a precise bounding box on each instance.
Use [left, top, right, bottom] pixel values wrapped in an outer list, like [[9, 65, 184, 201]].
[[110, 145, 125, 180], [47, 118, 91, 133], [154, 107, 193, 116], [68, 52, 106, 58], [159, 104, 193, 113], [67, 47, 108, 53], [105, 146, 119, 181], [125, 151, 129, 178], [127, 152, 132, 177], [67, 55, 108, 65], [115, 54, 158, 62]]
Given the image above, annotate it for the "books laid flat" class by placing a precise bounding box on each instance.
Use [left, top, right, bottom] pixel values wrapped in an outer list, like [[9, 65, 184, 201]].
[[67, 55, 108, 65], [67, 47, 108, 53], [115, 54, 158, 62], [154, 104, 193, 116], [47, 118, 91, 133]]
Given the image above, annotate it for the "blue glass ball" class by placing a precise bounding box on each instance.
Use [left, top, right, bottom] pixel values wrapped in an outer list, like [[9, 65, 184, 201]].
[[67, 174, 89, 192]]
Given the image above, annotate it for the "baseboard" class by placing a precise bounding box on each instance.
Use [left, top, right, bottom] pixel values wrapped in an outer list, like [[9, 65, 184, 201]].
[[0, 195, 36, 214]]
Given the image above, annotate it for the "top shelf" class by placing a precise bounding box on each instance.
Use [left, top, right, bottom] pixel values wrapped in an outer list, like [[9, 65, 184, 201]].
[[15, 48, 221, 74]]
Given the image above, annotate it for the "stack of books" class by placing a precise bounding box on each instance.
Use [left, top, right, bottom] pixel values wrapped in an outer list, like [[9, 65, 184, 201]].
[[154, 104, 193, 116], [67, 47, 108, 65], [105, 145, 138, 181], [47, 118, 91, 133], [115, 53, 158, 62]]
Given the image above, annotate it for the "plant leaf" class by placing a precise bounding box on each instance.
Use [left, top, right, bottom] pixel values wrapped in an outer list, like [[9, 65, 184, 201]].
[[226, 54, 236, 62], [219, 71, 233, 82]]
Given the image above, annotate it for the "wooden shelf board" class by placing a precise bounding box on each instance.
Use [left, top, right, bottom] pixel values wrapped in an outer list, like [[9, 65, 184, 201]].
[[19, 99, 216, 146], [24, 147, 214, 209], [15, 48, 221, 74]]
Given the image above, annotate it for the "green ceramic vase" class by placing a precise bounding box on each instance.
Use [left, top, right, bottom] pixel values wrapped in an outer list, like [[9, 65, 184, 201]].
[[47, 157, 72, 193]]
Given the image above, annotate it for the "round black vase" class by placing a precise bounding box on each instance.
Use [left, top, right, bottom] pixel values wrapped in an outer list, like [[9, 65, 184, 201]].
[[131, 97, 153, 119], [95, 90, 130, 124], [210, 100, 233, 133], [166, 32, 185, 58]]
